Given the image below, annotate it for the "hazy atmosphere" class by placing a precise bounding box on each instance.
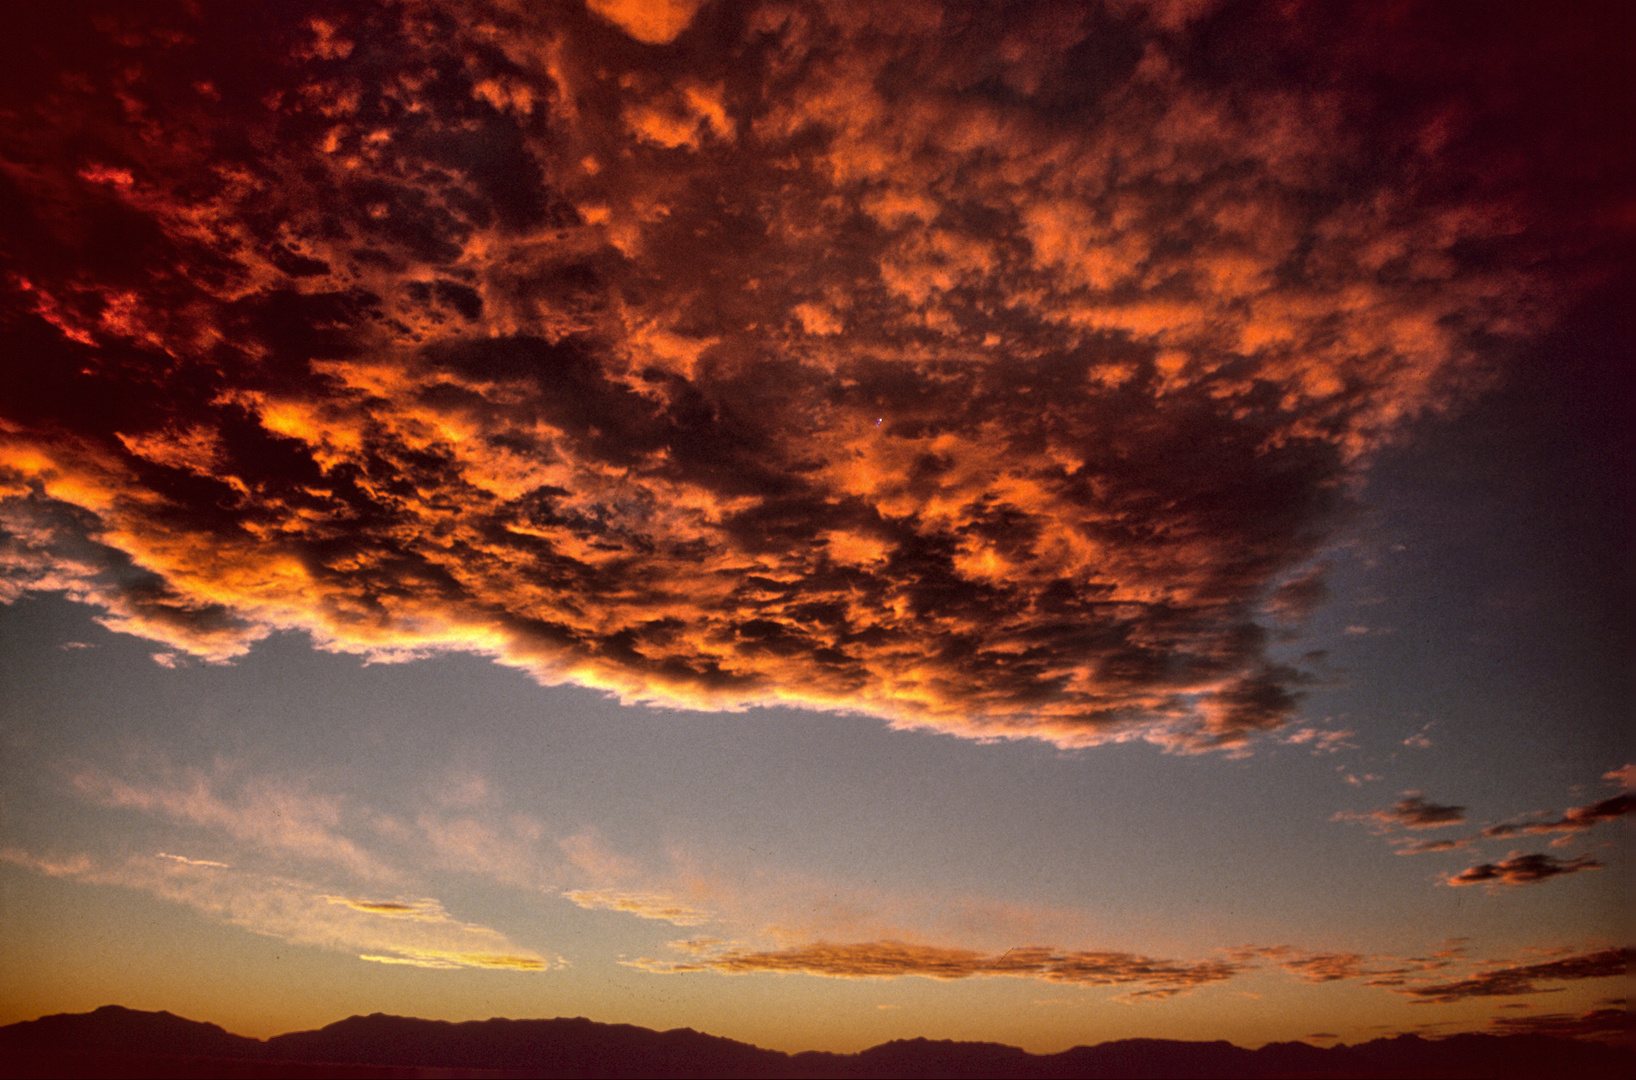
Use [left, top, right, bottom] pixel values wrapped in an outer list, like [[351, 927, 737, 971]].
[[1, 0, 1628, 1057]]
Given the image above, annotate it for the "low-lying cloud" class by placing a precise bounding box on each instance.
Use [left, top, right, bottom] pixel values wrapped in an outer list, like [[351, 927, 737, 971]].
[[628, 939, 1241, 999], [1399, 948, 1629, 1003]]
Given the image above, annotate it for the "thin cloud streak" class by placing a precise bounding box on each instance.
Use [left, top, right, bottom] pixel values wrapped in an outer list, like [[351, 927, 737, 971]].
[[1443, 853, 1603, 888], [1398, 948, 1629, 1003], [563, 889, 715, 927], [0, 1, 1620, 751], [627, 940, 1242, 999], [1482, 794, 1635, 839], [0, 847, 557, 972], [68, 764, 396, 881]]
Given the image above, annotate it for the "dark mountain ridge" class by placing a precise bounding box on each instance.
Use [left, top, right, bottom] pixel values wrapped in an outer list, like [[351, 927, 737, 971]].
[[0, 1006, 1626, 1078]]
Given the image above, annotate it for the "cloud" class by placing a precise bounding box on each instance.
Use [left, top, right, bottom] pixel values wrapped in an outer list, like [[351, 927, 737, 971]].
[[68, 763, 395, 880], [1482, 794, 1635, 838], [1228, 945, 1456, 986], [415, 810, 556, 889], [1271, 952, 1377, 983], [1398, 948, 1629, 1003], [156, 852, 231, 868], [1280, 726, 1356, 754], [0, 1, 1622, 751], [1605, 765, 1635, 791], [1487, 1007, 1631, 1044], [585, 0, 704, 45], [1263, 565, 1328, 623], [1333, 793, 1466, 832], [1443, 852, 1602, 888], [1, 847, 557, 972], [1403, 721, 1435, 749], [1390, 837, 1470, 856], [562, 889, 714, 926], [324, 896, 447, 919], [627, 939, 1241, 999]]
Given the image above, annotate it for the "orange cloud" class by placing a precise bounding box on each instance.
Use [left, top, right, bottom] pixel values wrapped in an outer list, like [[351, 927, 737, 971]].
[[562, 889, 714, 926], [1, 1, 1620, 752], [627, 939, 1241, 998], [1227, 945, 1458, 987]]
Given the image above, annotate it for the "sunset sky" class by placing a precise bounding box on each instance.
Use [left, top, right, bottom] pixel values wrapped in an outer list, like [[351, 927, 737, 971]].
[[0, 0, 1629, 1056]]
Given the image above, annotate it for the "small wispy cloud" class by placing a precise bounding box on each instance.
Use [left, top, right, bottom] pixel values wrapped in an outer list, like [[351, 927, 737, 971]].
[[3, 846, 559, 972], [69, 763, 394, 880], [563, 890, 714, 927], [1443, 852, 1602, 888], [156, 852, 230, 868], [324, 896, 447, 920], [1333, 792, 1466, 832], [1482, 794, 1635, 839], [1281, 727, 1357, 755], [1390, 837, 1470, 856], [1402, 722, 1436, 749]]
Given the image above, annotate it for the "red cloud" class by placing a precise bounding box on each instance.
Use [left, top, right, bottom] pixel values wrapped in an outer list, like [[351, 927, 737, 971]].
[[0, 1, 1621, 750]]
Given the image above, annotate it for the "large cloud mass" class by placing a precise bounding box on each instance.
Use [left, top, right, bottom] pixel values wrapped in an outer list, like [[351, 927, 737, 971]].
[[0, 1, 1623, 748]]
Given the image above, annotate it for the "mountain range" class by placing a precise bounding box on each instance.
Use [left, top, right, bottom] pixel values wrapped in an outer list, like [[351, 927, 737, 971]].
[[0, 1005, 1626, 1078]]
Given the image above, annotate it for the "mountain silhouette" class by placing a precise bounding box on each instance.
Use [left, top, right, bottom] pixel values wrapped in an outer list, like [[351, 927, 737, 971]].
[[0, 1006, 1626, 1078]]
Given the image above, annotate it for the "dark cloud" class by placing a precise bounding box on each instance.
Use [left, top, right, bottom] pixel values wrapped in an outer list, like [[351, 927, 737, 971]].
[[329, 898, 437, 917], [1443, 853, 1602, 888], [0, 1, 1625, 749], [1487, 1007, 1630, 1044], [1482, 794, 1635, 838], [1263, 564, 1328, 623], [1390, 837, 1470, 856], [631, 939, 1240, 998], [1334, 793, 1466, 832], [1399, 948, 1629, 1003]]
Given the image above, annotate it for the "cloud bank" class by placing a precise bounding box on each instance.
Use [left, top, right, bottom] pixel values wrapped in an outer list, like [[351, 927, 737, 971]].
[[0, 0, 1622, 749]]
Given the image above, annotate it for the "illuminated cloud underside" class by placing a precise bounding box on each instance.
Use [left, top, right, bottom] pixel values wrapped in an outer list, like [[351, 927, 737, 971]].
[[0, 0, 1613, 749], [630, 939, 1240, 999]]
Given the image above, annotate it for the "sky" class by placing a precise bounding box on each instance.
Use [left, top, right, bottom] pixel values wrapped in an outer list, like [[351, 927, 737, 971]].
[[0, 0, 1629, 1056]]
